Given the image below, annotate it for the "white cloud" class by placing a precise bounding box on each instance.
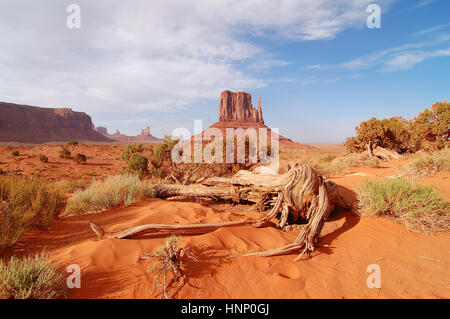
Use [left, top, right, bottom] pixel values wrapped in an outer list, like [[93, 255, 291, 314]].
[[412, 0, 438, 9], [305, 34, 450, 73], [0, 0, 393, 115], [412, 23, 450, 37]]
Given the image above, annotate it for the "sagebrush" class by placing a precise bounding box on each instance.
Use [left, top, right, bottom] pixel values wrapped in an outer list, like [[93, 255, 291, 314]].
[[0, 176, 65, 251], [66, 174, 155, 214], [0, 252, 66, 299], [357, 178, 449, 233], [404, 149, 450, 177]]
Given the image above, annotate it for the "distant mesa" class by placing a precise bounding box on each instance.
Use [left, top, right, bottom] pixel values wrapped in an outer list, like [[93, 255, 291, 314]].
[[0, 101, 111, 143], [218, 90, 264, 125], [96, 126, 108, 135], [96, 125, 160, 142], [206, 90, 313, 149]]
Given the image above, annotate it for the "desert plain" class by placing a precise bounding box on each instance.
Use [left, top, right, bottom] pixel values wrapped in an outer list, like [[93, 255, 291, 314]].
[[1, 142, 449, 299]]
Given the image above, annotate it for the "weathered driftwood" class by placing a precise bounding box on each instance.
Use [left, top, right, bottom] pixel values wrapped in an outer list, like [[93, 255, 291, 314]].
[[363, 146, 402, 160], [90, 164, 350, 261]]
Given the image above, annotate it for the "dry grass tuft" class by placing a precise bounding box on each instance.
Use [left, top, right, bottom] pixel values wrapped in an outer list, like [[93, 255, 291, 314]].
[[139, 235, 196, 299], [356, 178, 449, 234], [403, 149, 450, 177], [66, 174, 156, 214], [0, 252, 67, 299], [0, 176, 65, 251]]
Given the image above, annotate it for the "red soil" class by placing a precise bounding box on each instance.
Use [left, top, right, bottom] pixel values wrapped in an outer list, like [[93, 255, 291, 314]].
[[2, 147, 449, 299]]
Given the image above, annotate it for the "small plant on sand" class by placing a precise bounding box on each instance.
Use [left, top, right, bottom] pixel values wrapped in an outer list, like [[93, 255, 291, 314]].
[[39, 155, 48, 163], [356, 178, 449, 233], [74, 153, 87, 164], [0, 176, 65, 251], [139, 235, 196, 299], [66, 174, 155, 214], [0, 252, 66, 299], [59, 147, 71, 159], [11, 151, 19, 157]]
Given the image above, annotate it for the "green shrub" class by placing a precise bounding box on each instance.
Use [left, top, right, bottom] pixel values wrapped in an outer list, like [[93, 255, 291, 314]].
[[0, 176, 65, 251], [124, 153, 148, 177], [74, 153, 87, 164], [66, 174, 155, 214], [357, 178, 449, 233], [39, 155, 48, 163], [121, 144, 148, 177], [121, 143, 144, 162], [59, 147, 71, 159], [11, 151, 19, 157], [0, 252, 66, 299]]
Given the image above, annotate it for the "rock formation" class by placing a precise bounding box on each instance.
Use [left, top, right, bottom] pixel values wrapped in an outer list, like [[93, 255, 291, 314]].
[[97, 125, 160, 142], [206, 90, 312, 148], [0, 102, 111, 143], [95, 126, 108, 135], [219, 90, 264, 124]]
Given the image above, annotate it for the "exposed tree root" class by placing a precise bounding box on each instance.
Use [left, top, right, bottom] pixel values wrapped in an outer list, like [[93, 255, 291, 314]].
[[89, 164, 349, 261]]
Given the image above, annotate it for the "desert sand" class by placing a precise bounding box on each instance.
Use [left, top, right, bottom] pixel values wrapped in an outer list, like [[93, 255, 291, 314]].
[[2, 145, 449, 299]]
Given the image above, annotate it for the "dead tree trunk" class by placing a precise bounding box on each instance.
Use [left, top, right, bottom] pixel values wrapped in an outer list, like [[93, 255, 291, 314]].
[[90, 164, 350, 261]]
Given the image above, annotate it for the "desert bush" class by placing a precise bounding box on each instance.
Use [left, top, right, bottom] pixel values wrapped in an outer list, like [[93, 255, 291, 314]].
[[346, 101, 449, 154], [404, 149, 450, 177], [150, 136, 178, 176], [410, 101, 449, 151], [0, 176, 65, 251], [121, 143, 149, 177], [39, 155, 48, 163], [66, 174, 155, 214], [67, 140, 79, 146], [74, 153, 87, 164], [121, 143, 145, 161], [124, 153, 149, 177], [59, 147, 71, 159], [356, 178, 449, 233], [0, 252, 66, 299], [345, 117, 411, 154], [11, 151, 19, 157]]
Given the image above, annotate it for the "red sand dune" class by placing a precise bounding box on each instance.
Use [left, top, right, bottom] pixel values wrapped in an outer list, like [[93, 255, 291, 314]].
[[10, 160, 450, 299]]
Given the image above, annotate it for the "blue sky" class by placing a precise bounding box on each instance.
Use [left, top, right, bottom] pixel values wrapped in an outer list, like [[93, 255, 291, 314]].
[[0, 0, 449, 143]]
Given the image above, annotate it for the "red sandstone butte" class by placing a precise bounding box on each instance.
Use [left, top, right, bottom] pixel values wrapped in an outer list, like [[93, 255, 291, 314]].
[[97, 126, 161, 142], [0, 102, 111, 143], [207, 90, 313, 149]]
